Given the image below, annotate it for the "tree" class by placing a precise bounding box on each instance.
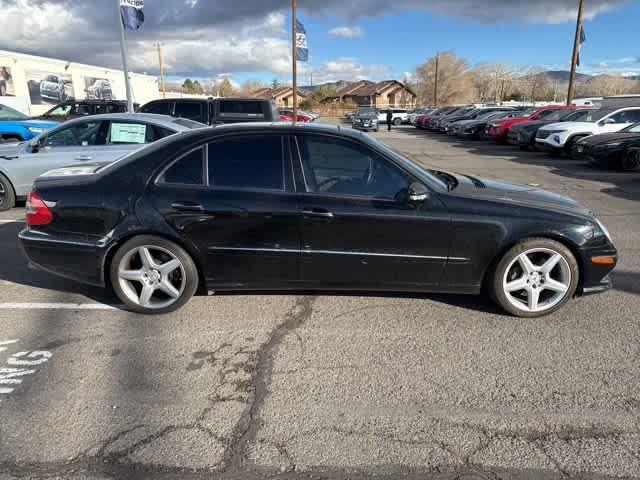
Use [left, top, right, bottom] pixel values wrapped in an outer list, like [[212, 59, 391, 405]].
[[414, 51, 474, 106], [240, 79, 267, 95], [192, 80, 204, 95], [182, 78, 195, 93], [218, 78, 235, 97], [308, 85, 337, 104], [271, 78, 281, 90]]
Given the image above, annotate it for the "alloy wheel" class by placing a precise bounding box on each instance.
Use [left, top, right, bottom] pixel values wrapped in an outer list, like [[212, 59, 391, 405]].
[[502, 248, 571, 313], [0, 181, 6, 207], [117, 245, 186, 310]]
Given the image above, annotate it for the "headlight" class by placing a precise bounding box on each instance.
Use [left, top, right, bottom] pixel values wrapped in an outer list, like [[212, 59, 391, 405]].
[[596, 218, 612, 242], [28, 127, 47, 134], [546, 130, 566, 135]]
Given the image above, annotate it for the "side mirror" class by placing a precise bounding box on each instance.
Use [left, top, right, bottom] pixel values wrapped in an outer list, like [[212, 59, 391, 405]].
[[408, 182, 429, 203], [602, 118, 616, 125]]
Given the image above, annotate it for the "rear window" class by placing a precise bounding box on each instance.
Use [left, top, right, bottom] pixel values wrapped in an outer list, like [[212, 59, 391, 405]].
[[174, 102, 205, 122], [219, 100, 264, 116], [172, 118, 206, 129]]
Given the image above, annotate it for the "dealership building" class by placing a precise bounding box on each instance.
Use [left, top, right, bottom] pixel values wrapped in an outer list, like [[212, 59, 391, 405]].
[[0, 49, 159, 115]]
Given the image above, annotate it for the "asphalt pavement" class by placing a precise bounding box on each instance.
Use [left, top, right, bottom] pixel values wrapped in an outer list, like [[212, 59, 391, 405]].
[[1, 119, 639, 480]]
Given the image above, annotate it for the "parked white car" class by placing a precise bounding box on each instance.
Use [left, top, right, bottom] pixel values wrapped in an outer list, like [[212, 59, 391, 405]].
[[536, 107, 640, 155], [377, 108, 409, 125], [0, 113, 204, 210]]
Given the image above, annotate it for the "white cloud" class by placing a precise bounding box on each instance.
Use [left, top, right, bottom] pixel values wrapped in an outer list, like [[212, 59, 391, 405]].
[[328, 26, 365, 38], [298, 58, 390, 84], [0, 0, 630, 79]]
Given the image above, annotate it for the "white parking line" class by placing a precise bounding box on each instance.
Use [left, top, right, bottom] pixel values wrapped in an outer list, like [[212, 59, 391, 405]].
[[0, 219, 24, 224], [0, 303, 120, 310]]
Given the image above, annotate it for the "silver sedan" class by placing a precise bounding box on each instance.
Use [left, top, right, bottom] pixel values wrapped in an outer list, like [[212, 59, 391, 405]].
[[0, 113, 205, 210]]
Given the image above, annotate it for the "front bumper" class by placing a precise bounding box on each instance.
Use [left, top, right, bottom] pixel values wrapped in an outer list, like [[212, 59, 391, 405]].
[[19, 228, 108, 287]]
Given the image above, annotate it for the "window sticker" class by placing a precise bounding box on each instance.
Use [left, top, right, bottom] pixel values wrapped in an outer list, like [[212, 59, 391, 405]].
[[111, 123, 147, 143]]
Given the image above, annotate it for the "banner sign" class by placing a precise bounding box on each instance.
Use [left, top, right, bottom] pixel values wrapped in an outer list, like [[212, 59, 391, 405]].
[[120, 0, 145, 31], [296, 19, 308, 62]]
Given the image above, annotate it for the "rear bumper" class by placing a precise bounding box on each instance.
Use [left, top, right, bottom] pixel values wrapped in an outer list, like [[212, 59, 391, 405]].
[[19, 228, 108, 287]]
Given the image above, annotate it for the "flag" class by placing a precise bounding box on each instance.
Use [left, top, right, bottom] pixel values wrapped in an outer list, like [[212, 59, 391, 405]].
[[577, 24, 586, 67], [295, 19, 308, 62], [120, 0, 145, 31]]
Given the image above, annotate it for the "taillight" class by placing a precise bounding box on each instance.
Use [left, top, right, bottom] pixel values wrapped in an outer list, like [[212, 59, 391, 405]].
[[26, 190, 53, 226]]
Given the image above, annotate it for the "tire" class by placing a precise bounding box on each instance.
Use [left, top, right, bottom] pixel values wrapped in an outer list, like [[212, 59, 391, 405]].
[[621, 149, 640, 172], [393, 117, 402, 126], [490, 238, 579, 318], [109, 235, 199, 314], [0, 173, 16, 211], [565, 136, 585, 159], [0, 83, 6, 96]]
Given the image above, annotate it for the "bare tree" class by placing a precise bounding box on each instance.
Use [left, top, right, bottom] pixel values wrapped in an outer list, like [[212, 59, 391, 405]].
[[415, 51, 474, 106], [239, 79, 267, 95]]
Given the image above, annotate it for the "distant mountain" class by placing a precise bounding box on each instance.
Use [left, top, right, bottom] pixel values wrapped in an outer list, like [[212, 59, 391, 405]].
[[525, 70, 591, 82], [299, 80, 353, 94]]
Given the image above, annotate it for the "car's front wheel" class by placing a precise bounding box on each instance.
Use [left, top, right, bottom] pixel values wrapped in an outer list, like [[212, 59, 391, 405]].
[[110, 236, 199, 314], [491, 238, 579, 317]]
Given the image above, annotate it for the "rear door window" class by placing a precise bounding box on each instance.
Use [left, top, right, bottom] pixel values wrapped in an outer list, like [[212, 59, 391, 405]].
[[208, 135, 284, 190]]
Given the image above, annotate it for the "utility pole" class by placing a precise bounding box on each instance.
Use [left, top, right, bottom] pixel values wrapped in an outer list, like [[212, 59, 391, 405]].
[[433, 52, 439, 108], [116, 0, 134, 112], [156, 42, 166, 99], [567, 0, 584, 105], [292, 0, 298, 125]]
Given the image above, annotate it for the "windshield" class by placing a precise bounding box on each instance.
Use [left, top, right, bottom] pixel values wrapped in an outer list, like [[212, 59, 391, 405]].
[[0, 104, 28, 120], [363, 135, 448, 192]]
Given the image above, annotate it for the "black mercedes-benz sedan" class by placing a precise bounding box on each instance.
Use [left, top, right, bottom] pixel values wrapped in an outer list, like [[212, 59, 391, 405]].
[[573, 122, 640, 171], [19, 123, 617, 317]]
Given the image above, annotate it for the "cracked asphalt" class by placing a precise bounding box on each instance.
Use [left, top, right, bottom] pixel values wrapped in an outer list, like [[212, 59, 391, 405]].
[[1, 118, 639, 479]]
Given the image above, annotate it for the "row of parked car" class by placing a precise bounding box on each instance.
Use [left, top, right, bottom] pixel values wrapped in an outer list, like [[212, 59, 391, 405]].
[[413, 100, 640, 171], [347, 108, 410, 131], [0, 96, 289, 211]]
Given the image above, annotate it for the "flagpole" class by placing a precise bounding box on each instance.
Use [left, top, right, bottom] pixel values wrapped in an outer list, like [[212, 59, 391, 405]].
[[567, 0, 584, 106], [292, 0, 297, 126], [116, 0, 134, 112]]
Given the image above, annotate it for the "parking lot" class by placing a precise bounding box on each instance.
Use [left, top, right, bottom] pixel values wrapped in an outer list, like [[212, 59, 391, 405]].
[[1, 119, 639, 479]]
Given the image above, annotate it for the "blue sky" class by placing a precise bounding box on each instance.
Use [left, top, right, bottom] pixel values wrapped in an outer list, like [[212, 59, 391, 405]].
[[1, 0, 637, 88], [225, 1, 640, 86]]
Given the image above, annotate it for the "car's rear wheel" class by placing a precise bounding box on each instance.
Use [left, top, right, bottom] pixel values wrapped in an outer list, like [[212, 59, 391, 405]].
[[491, 238, 579, 318], [110, 236, 199, 314], [393, 117, 402, 126], [621, 149, 640, 171], [0, 174, 16, 211]]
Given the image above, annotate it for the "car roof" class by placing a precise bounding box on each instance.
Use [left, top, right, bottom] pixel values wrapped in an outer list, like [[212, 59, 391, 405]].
[[52, 113, 202, 131], [169, 121, 366, 142]]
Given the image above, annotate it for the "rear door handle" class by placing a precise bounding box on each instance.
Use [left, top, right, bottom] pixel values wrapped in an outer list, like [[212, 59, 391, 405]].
[[302, 207, 334, 218], [171, 202, 204, 212]]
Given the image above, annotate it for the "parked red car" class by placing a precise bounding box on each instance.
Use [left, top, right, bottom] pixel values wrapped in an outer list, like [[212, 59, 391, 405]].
[[486, 105, 574, 142], [279, 114, 293, 122], [416, 107, 456, 129], [279, 109, 311, 122]]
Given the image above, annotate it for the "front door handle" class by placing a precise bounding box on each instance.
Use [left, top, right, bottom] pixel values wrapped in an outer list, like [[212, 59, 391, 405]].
[[302, 207, 334, 218], [171, 202, 204, 212], [75, 155, 92, 161]]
